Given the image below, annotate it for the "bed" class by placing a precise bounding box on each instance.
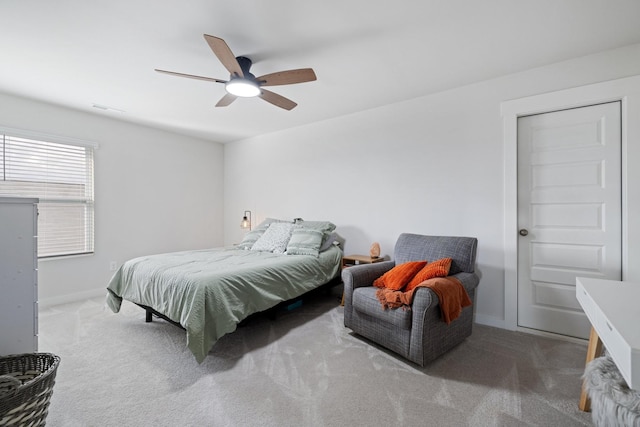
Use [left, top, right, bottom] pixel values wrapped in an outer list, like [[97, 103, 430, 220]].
[[106, 219, 342, 363]]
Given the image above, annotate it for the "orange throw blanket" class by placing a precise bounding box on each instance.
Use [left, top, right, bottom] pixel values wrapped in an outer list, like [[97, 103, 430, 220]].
[[375, 276, 472, 324]]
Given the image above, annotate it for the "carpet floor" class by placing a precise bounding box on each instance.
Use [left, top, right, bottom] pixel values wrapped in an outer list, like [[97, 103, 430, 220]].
[[38, 288, 593, 426]]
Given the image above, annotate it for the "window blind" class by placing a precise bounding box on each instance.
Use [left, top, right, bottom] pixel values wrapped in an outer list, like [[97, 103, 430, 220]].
[[0, 133, 95, 258]]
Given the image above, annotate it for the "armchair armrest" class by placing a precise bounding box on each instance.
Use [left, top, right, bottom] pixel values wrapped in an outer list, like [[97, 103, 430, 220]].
[[341, 260, 395, 290], [410, 271, 479, 311], [454, 272, 480, 294], [342, 260, 394, 327]]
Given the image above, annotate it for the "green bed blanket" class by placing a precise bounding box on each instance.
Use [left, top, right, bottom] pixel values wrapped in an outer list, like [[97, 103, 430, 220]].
[[106, 246, 342, 363]]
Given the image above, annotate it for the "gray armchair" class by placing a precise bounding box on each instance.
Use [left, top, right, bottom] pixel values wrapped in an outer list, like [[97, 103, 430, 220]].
[[342, 233, 479, 366]]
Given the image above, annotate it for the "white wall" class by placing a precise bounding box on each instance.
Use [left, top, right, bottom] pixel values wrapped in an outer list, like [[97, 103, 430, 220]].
[[224, 43, 640, 327], [0, 93, 225, 305]]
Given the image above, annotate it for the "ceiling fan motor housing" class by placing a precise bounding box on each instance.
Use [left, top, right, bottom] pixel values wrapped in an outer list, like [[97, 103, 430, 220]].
[[234, 56, 257, 82]]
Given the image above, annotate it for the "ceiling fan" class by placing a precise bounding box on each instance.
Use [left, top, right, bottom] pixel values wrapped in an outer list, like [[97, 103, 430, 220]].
[[155, 34, 317, 111]]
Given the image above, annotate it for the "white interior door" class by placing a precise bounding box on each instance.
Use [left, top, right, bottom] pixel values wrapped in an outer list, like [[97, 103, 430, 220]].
[[517, 102, 622, 339]]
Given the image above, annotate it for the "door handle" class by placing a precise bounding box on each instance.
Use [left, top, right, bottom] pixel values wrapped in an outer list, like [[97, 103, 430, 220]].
[[519, 229, 529, 236]]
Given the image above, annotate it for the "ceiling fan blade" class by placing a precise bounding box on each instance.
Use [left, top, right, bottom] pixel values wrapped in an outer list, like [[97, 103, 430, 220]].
[[259, 89, 297, 111], [257, 68, 317, 86], [155, 69, 226, 83], [216, 93, 237, 107], [203, 35, 244, 78]]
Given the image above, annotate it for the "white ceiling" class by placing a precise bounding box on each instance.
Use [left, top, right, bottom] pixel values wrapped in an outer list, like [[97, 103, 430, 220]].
[[2, 1, 640, 143]]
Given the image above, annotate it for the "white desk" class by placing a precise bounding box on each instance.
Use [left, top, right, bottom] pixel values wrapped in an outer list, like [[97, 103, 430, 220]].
[[576, 277, 640, 410]]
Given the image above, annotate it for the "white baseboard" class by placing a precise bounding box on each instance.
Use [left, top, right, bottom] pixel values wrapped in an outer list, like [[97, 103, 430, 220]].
[[474, 313, 588, 346], [474, 313, 508, 330], [515, 326, 589, 346], [39, 287, 106, 308]]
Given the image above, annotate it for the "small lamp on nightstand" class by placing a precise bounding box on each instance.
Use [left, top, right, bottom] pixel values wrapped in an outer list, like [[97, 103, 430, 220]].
[[240, 210, 252, 231], [370, 242, 380, 259]]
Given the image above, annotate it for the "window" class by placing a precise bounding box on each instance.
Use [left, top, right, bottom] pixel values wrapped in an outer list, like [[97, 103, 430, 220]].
[[0, 129, 95, 258]]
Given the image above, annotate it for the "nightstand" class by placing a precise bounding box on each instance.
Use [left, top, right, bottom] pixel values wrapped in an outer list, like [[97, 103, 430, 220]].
[[342, 254, 385, 268], [340, 254, 385, 305]]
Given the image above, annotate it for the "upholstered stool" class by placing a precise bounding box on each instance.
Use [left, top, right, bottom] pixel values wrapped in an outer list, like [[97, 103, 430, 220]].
[[583, 354, 640, 426]]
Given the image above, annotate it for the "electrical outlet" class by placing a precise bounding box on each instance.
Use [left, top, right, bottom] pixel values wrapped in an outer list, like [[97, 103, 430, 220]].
[[109, 261, 117, 271]]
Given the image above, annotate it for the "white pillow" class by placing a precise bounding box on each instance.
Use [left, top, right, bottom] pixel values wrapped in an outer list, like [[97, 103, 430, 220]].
[[251, 222, 294, 253]]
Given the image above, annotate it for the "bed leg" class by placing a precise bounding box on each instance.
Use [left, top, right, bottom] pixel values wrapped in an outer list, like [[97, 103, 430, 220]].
[[145, 309, 153, 323]]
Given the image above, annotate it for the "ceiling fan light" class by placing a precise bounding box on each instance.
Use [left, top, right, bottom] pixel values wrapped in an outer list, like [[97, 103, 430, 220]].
[[225, 79, 260, 97]]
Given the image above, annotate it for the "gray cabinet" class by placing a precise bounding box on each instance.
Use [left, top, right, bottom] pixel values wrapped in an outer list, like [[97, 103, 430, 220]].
[[0, 197, 38, 355]]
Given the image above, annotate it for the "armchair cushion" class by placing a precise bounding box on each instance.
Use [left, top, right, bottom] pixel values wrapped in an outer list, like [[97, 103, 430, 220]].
[[372, 261, 427, 290]]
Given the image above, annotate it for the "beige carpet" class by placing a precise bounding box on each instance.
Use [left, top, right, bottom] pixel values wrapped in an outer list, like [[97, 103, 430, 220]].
[[38, 288, 593, 426]]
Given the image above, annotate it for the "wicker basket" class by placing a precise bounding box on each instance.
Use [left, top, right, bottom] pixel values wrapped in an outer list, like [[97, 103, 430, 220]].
[[0, 353, 60, 427]]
